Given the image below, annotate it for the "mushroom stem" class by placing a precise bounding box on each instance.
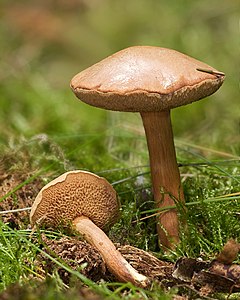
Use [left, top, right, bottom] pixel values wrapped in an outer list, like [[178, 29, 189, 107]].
[[73, 216, 150, 288], [140, 110, 185, 249]]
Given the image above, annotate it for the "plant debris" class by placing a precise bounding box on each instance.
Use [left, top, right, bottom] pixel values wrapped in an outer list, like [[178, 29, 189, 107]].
[[118, 244, 173, 282], [37, 235, 106, 283], [173, 239, 240, 296], [36, 234, 173, 285], [216, 238, 240, 264], [36, 236, 240, 297], [0, 170, 43, 229]]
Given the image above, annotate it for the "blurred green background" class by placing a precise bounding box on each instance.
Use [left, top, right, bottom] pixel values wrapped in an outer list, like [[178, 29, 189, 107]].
[[1, 0, 239, 169]]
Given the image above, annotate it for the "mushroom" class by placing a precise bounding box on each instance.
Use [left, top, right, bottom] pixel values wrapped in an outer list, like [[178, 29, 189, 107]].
[[30, 170, 149, 287], [70, 46, 225, 249]]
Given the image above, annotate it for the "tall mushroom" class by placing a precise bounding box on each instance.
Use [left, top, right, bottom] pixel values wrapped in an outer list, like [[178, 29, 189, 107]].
[[70, 46, 225, 249], [30, 170, 149, 287]]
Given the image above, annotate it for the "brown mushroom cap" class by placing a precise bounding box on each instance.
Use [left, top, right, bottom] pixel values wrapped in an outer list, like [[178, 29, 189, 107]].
[[30, 170, 120, 230], [70, 46, 225, 112]]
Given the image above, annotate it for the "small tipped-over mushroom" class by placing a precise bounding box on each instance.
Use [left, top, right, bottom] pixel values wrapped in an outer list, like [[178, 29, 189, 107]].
[[30, 170, 149, 287], [70, 46, 225, 249]]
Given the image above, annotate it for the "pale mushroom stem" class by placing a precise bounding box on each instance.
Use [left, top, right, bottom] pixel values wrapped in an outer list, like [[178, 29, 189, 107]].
[[140, 110, 185, 249], [73, 216, 150, 288]]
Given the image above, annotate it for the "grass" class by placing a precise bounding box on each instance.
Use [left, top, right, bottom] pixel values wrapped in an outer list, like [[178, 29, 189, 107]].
[[1, 0, 240, 299]]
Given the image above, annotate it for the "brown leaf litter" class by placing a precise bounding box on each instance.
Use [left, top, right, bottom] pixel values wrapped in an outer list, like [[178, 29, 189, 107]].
[[173, 239, 240, 297]]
